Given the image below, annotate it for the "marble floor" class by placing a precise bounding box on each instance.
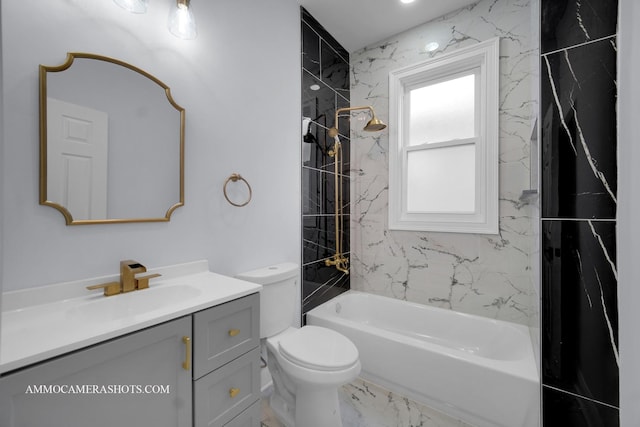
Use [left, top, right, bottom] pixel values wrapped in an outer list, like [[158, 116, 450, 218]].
[[260, 378, 472, 427]]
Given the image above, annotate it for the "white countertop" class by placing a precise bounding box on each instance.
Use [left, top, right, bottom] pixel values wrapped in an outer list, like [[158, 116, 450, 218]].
[[0, 260, 261, 374]]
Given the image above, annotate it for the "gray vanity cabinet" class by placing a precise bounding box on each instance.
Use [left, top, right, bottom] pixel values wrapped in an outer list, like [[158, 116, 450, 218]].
[[0, 316, 193, 427], [0, 293, 261, 427], [193, 293, 261, 427]]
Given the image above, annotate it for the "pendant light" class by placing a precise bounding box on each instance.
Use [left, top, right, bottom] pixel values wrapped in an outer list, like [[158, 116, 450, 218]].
[[168, 0, 197, 40]]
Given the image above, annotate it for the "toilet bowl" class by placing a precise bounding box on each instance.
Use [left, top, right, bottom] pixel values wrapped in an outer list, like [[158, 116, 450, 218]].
[[266, 326, 360, 427], [235, 263, 361, 427]]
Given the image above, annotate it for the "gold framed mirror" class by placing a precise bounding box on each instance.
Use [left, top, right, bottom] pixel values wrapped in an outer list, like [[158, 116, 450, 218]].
[[39, 52, 185, 225]]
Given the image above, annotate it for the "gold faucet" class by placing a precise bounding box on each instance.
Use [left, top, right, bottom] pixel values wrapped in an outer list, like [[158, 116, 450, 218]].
[[120, 260, 146, 293], [86, 260, 162, 296]]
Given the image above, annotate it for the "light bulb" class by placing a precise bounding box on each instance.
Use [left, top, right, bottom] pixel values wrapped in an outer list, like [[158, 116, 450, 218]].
[[113, 0, 147, 14], [168, 0, 197, 40]]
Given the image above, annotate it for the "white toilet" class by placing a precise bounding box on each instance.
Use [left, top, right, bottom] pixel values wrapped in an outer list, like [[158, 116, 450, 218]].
[[236, 263, 361, 427]]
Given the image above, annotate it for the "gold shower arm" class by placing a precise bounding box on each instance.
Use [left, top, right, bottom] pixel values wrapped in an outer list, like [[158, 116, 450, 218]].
[[324, 105, 386, 275], [328, 106, 377, 138], [325, 135, 349, 275]]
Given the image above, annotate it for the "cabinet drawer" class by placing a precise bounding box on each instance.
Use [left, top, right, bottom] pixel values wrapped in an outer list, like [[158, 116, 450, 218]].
[[193, 347, 260, 427], [193, 293, 259, 379], [223, 400, 260, 427]]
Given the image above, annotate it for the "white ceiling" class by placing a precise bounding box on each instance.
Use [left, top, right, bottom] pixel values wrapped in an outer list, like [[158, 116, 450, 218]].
[[298, 0, 480, 53]]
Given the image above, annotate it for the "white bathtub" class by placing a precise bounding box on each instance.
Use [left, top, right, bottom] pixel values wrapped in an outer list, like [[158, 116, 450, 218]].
[[306, 291, 539, 427]]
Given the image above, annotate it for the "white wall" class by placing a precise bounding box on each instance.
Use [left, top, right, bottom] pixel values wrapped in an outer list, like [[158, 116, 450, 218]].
[[0, 3, 4, 346], [617, 0, 640, 424], [1, 0, 301, 291]]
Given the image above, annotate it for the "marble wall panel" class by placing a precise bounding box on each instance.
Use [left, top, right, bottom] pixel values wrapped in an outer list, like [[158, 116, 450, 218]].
[[350, 0, 538, 326]]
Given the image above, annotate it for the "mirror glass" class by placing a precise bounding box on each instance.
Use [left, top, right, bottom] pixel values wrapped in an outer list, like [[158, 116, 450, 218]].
[[39, 53, 184, 225]]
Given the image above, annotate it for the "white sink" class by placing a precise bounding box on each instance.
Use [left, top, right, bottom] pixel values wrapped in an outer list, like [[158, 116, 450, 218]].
[[0, 260, 263, 374], [66, 284, 202, 322]]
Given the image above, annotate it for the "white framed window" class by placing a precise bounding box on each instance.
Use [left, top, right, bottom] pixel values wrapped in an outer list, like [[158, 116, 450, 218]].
[[388, 38, 499, 234]]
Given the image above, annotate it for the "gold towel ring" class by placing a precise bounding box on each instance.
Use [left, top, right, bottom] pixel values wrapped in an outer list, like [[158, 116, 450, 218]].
[[223, 173, 252, 207]]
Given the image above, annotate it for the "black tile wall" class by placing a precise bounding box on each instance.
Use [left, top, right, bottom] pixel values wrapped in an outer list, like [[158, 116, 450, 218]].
[[302, 260, 350, 319], [301, 117, 351, 174], [301, 7, 350, 321], [540, 0, 619, 425], [541, 39, 617, 219], [302, 215, 333, 264], [321, 41, 350, 101], [302, 71, 335, 124], [541, 0, 619, 54], [302, 167, 351, 218], [541, 221, 618, 406], [543, 386, 620, 427], [302, 215, 350, 266], [301, 8, 349, 63], [302, 22, 320, 78]]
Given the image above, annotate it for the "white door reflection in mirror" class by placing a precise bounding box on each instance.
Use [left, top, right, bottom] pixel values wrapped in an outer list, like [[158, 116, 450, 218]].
[[47, 98, 108, 220]]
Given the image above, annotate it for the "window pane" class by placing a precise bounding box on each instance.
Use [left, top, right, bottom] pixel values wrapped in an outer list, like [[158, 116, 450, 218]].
[[408, 73, 476, 145], [406, 144, 476, 213]]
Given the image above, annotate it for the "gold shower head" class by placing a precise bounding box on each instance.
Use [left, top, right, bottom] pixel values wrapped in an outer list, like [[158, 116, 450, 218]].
[[331, 105, 387, 135], [363, 116, 387, 132]]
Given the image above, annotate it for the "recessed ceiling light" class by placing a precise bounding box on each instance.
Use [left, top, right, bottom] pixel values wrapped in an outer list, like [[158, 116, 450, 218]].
[[400, 0, 416, 4], [425, 42, 440, 52], [310, 84, 321, 91]]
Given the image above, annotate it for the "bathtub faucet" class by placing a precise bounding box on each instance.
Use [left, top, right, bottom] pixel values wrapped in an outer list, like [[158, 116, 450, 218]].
[[325, 254, 349, 275]]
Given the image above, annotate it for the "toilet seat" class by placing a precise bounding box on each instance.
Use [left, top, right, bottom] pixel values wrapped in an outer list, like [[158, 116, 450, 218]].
[[278, 325, 359, 371]]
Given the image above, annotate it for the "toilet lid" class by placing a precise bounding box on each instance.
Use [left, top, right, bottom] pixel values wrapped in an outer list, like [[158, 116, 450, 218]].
[[278, 326, 359, 371]]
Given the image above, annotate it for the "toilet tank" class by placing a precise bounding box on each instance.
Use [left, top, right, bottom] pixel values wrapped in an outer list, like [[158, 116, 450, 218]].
[[235, 262, 298, 338]]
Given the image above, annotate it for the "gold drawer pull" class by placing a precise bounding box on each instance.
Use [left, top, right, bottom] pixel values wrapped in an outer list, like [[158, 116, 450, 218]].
[[229, 388, 240, 398], [182, 336, 191, 370], [228, 329, 240, 337]]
